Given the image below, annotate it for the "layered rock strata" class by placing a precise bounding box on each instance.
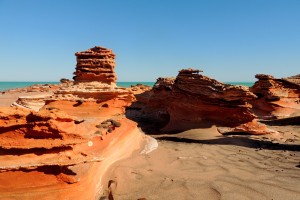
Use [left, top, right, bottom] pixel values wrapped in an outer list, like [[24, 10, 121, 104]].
[[53, 46, 134, 104], [11, 94, 53, 111], [250, 74, 300, 119], [73, 46, 117, 84], [0, 107, 103, 170], [129, 68, 275, 134], [52, 82, 134, 104], [0, 105, 143, 199]]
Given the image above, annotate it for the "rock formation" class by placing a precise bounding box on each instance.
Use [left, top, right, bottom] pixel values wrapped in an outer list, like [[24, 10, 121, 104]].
[[0, 107, 103, 171], [283, 74, 300, 86], [128, 68, 276, 134], [53, 46, 134, 105], [250, 74, 300, 119], [73, 46, 117, 84], [0, 46, 144, 200], [0, 105, 142, 199], [12, 94, 53, 111]]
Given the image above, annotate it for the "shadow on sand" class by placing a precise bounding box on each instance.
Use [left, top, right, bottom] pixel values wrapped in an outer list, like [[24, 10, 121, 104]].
[[261, 116, 300, 126], [155, 135, 300, 152]]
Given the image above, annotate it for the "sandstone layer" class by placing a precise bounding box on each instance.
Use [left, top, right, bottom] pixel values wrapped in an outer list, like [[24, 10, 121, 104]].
[[53, 46, 134, 105], [250, 74, 300, 119], [11, 93, 53, 111], [0, 105, 143, 199], [128, 68, 275, 134], [73, 46, 117, 84]]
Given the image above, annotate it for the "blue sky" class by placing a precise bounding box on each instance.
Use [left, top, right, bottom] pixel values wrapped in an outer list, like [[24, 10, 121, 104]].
[[0, 0, 299, 82]]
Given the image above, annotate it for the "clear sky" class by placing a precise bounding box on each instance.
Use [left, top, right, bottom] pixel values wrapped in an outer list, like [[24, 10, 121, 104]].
[[0, 0, 299, 82]]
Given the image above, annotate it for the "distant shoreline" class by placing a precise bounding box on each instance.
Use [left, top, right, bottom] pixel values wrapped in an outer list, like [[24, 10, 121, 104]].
[[0, 81, 254, 91]]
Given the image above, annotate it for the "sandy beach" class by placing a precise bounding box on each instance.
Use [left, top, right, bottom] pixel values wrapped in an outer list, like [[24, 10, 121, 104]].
[[104, 126, 300, 200]]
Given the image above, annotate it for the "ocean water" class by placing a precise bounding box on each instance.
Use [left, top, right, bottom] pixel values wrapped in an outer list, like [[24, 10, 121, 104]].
[[0, 81, 254, 92], [0, 82, 59, 92], [117, 82, 155, 88], [225, 82, 254, 87]]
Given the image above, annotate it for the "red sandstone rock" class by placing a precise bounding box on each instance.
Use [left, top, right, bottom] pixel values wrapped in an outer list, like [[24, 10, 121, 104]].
[[130, 69, 275, 134], [129, 84, 152, 95], [0, 112, 142, 199], [283, 74, 300, 86], [0, 45, 144, 200], [73, 46, 117, 84], [217, 120, 279, 135], [250, 74, 300, 119], [52, 46, 135, 105], [0, 107, 103, 170]]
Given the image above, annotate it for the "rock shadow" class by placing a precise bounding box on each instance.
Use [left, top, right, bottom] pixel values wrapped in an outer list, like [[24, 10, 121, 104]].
[[0, 146, 72, 156], [261, 116, 300, 126], [155, 135, 300, 152], [125, 102, 170, 134], [19, 165, 77, 176]]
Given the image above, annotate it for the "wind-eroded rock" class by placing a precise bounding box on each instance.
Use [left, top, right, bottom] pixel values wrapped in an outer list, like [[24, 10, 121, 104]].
[[0, 107, 104, 171], [129, 68, 275, 134], [52, 46, 135, 105], [52, 81, 135, 104], [11, 94, 53, 111], [0, 45, 145, 200], [250, 74, 300, 119], [0, 105, 142, 199], [74, 46, 117, 84]]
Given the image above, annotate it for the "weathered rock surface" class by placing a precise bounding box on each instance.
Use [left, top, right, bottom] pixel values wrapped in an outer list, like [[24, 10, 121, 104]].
[[0, 45, 144, 200], [250, 74, 300, 119], [11, 93, 53, 111], [128, 68, 275, 134], [0, 107, 101, 170], [129, 84, 152, 95], [53, 46, 135, 105], [73, 46, 117, 84], [283, 74, 300, 86], [0, 105, 142, 199], [52, 81, 135, 104]]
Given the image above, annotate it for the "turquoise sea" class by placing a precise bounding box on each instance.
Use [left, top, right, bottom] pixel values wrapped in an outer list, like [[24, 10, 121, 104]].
[[0, 82, 254, 92]]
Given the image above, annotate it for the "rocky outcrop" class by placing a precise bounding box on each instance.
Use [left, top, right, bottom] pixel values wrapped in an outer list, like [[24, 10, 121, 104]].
[[129, 68, 275, 134], [1, 83, 59, 93], [283, 74, 300, 86], [0, 106, 143, 199], [250, 74, 300, 119], [0, 45, 145, 199], [73, 46, 117, 84], [0, 107, 102, 171], [53, 46, 134, 105], [129, 84, 152, 95], [52, 82, 134, 104], [11, 94, 53, 111]]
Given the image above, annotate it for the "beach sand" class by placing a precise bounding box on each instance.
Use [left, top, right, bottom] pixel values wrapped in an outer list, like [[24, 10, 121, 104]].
[[103, 126, 300, 200]]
